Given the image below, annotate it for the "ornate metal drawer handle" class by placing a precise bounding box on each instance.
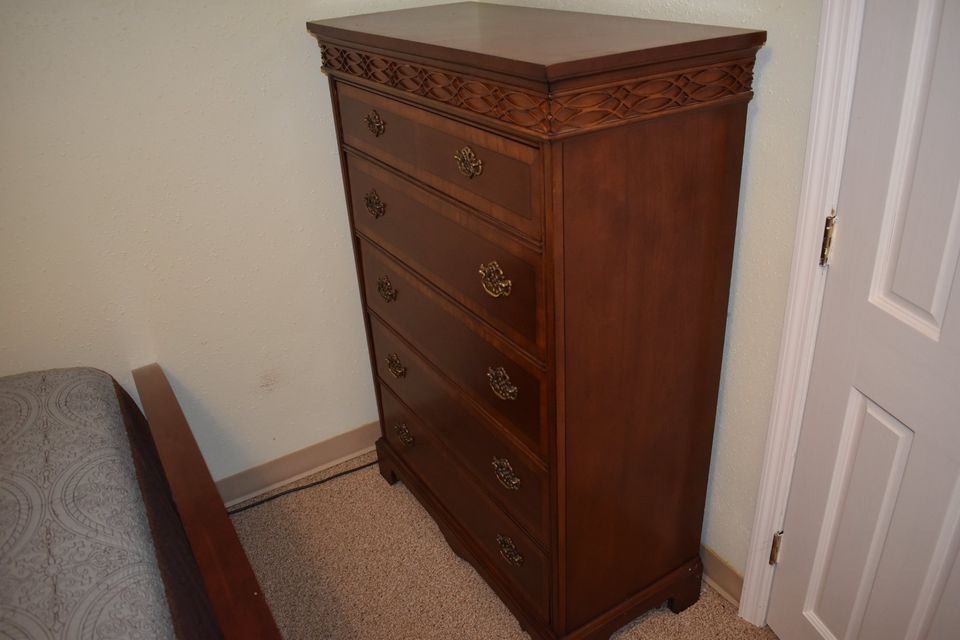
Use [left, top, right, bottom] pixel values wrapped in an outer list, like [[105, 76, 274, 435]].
[[454, 146, 483, 179], [386, 353, 407, 378], [479, 261, 512, 298], [365, 110, 385, 137], [486, 366, 518, 401], [393, 423, 414, 446], [364, 189, 385, 219], [377, 276, 398, 303], [496, 534, 524, 567], [492, 457, 521, 491]]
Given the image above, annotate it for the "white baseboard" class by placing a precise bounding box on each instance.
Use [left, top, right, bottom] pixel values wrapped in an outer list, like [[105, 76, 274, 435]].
[[702, 544, 744, 606], [217, 421, 380, 506]]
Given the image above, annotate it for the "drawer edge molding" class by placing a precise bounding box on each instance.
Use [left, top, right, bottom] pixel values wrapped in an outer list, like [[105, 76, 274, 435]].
[[337, 83, 542, 236], [356, 229, 544, 359], [314, 41, 758, 138], [370, 313, 546, 467], [380, 384, 550, 551], [363, 238, 546, 373], [345, 146, 544, 253]]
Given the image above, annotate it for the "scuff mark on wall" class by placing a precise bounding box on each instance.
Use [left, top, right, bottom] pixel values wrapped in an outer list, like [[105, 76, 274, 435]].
[[258, 369, 282, 393]]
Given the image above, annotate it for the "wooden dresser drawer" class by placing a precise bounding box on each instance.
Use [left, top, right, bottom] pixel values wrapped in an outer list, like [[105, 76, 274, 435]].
[[347, 152, 543, 355], [374, 334, 548, 545], [337, 83, 542, 238], [380, 390, 549, 619], [361, 239, 544, 451]]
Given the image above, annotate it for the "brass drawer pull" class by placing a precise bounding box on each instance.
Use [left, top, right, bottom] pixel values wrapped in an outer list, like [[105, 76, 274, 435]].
[[479, 261, 512, 298], [393, 423, 414, 446], [492, 457, 521, 491], [486, 367, 517, 401], [377, 276, 398, 302], [496, 534, 524, 567], [454, 146, 483, 179], [364, 110, 385, 137], [386, 353, 407, 378], [364, 189, 386, 218]]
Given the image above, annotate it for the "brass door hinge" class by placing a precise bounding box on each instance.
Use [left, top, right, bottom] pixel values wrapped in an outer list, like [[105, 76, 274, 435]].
[[769, 530, 784, 565], [819, 210, 837, 266]]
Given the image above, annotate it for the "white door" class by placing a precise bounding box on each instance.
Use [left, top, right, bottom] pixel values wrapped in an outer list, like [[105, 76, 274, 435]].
[[766, 0, 960, 639]]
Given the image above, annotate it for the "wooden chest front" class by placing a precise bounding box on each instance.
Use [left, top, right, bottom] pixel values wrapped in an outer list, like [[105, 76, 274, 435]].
[[308, 4, 764, 638]]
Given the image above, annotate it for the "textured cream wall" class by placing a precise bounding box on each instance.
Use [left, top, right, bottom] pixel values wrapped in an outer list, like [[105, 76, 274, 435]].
[[495, 0, 822, 572], [1, 0, 821, 573], [0, 0, 447, 479]]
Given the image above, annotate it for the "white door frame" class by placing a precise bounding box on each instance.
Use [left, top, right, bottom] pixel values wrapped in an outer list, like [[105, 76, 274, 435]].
[[738, 0, 867, 626]]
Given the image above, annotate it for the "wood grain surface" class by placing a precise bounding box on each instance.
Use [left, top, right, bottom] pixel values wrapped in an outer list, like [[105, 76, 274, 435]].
[[310, 4, 762, 637], [132, 364, 280, 640]]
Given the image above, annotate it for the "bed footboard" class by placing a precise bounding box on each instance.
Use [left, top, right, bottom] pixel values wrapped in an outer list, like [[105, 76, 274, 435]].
[[132, 363, 281, 639]]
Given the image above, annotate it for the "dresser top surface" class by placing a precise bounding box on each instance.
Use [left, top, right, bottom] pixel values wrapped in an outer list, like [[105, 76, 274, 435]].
[[307, 2, 765, 83]]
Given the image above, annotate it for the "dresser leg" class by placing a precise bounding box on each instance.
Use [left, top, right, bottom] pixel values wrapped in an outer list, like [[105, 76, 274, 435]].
[[442, 528, 470, 561], [667, 564, 703, 614], [375, 438, 400, 485]]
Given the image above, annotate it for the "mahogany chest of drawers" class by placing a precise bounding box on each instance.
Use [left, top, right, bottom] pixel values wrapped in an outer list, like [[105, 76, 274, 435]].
[[307, 4, 764, 638]]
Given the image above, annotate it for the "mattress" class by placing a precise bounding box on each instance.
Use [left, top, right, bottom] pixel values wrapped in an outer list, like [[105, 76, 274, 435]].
[[0, 368, 175, 639]]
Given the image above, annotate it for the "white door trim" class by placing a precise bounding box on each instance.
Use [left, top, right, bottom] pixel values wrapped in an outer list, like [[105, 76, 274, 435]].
[[738, 0, 867, 626]]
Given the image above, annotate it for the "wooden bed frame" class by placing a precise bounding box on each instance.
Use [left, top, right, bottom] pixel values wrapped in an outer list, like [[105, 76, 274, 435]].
[[129, 363, 281, 639]]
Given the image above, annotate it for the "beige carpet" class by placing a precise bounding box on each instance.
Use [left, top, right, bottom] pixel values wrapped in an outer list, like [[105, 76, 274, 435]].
[[231, 453, 778, 640]]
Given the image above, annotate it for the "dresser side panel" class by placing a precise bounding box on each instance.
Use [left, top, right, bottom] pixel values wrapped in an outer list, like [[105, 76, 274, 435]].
[[559, 103, 747, 631]]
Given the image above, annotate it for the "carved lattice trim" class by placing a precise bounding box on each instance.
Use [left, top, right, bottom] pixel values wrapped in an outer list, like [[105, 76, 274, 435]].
[[319, 43, 755, 136], [550, 61, 755, 133], [321, 44, 551, 133]]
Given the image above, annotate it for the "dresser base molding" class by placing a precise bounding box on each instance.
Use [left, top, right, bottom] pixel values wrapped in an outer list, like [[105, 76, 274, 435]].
[[375, 438, 555, 640], [562, 560, 703, 640], [375, 439, 704, 640]]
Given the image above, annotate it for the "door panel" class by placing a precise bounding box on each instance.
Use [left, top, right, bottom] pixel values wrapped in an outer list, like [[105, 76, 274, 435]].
[[807, 392, 913, 640], [858, 451, 960, 640], [767, 0, 960, 638], [870, 0, 960, 338]]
